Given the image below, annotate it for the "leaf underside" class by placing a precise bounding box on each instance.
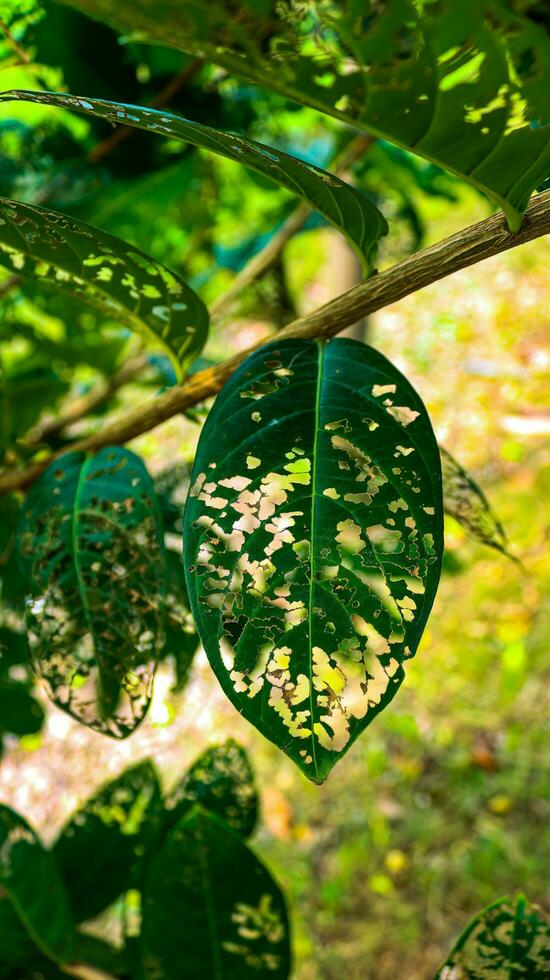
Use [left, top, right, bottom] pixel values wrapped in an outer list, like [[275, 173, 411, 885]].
[[0, 91, 388, 270], [141, 807, 290, 979], [0, 197, 209, 377], [184, 339, 443, 782], [18, 447, 166, 737], [436, 894, 550, 978], [58, 0, 550, 228]]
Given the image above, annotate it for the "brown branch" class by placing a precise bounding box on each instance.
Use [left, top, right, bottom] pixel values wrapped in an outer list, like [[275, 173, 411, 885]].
[[0, 18, 31, 65], [2, 189, 550, 496], [210, 133, 373, 318], [87, 58, 203, 164]]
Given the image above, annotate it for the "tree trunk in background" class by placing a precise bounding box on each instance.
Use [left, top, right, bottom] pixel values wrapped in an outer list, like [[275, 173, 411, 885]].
[[323, 230, 369, 341]]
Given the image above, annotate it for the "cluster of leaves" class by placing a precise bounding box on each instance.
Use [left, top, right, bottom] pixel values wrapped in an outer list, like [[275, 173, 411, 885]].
[[0, 739, 294, 979]]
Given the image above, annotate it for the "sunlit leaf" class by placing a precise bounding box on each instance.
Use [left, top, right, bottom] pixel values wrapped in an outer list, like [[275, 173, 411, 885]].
[[441, 447, 516, 561], [184, 338, 443, 782], [1, 91, 388, 270], [0, 197, 209, 378], [0, 805, 74, 968], [18, 446, 166, 737], [165, 740, 258, 839], [436, 894, 550, 978], [53, 760, 162, 923], [57, 0, 550, 229], [141, 806, 290, 979]]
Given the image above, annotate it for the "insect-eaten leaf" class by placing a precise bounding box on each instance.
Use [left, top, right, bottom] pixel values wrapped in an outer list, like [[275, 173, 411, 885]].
[[53, 760, 162, 923], [1, 91, 388, 272], [18, 447, 166, 737], [0, 805, 74, 969], [0, 197, 209, 378], [436, 893, 550, 978], [184, 339, 443, 782], [164, 739, 258, 840], [441, 447, 517, 562], [141, 806, 290, 979]]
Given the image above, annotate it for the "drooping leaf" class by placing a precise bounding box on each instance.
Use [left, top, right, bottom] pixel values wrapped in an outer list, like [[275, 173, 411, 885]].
[[0, 197, 209, 378], [441, 447, 517, 561], [57, 0, 550, 229], [165, 740, 258, 840], [0, 805, 74, 968], [159, 548, 198, 693], [53, 760, 162, 923], [18, 446, 166, 737], [1, 91, 388, 270], [184, 338, 443, 782], [436, 894, 550, 978], [141, 806, 290, 979]]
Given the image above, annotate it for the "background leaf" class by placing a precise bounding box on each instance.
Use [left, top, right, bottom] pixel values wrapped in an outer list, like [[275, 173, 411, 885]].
[[141, 806, 290, 979], [441, 447, 516, 561], [184, 338, 443, 782], [164, 740, 258, 840], [18, 446, 167, 737], [0, 196, 209, 377], [53, 760, 162, 923], [436, 893, 550, 978], [1, 90, 388, 271]]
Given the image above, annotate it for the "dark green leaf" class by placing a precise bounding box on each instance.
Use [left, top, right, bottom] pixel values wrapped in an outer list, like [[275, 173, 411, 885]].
[[436, 894, 550, 978], [184, 338, 443, 782], [18, 446, 166, 737], [1, 91, 388, 271], [159, 549, 198, 693], [53, 760, 162, 922], [58, 0, 550, 229], [441, 447, 517, 561], [0, 683, 44, 737], [0, 805, 74, 967], [165, 740, 258, 840], [141, 806, 290, 979], [0, 197, 209, 378]]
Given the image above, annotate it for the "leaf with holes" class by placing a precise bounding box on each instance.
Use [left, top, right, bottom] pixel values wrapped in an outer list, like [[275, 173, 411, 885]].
[[164, 740, 258, 840], [141, 806, 290, 979], [0, 805, 74, 968], [53, 760, 162, 923], [436, 894, 550, 978], [1, 91, 388, 271], [0, 197, 208, 378], [56, 0, 550, 229], [184, 338, 443, 782], [18, 447, 166, 737], [441, 447, 516, 562]]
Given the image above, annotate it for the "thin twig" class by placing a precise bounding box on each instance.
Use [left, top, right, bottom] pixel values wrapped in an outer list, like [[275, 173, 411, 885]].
[[2, 189, 550, 496], [0, 18, 31, 65]]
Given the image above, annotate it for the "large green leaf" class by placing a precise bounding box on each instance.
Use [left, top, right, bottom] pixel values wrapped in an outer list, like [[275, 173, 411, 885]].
[[0, 91, 388, 270], [18, 446, 166, 737], [0, 805, 74, 968], [58, 0, 550, 229], [53, 760, 162, 923], [0, 197, 208, 378], [436, 894, 550, 978], [165, 740, 258, 840], [141, 806, 290, 979], [184, 338, 443, 782]]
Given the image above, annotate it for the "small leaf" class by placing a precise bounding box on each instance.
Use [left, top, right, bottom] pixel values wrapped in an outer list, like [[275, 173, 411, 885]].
[[165, 740, 258, 840], [53, 760, 162, 923], [0, 805, 74, 967], [159, 549, 199, 693], [1, 91, 388, 271], [441, 447, 517, 561], [18, 447, 167, 737], [0, 197, 209, 378], [184, 338, 443, 781], [436, 893, 550, 978], [141, 806, 290, 979]]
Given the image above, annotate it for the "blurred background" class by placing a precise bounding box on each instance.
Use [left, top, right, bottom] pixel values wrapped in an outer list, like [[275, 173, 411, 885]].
[[0, 2, 548, 977]]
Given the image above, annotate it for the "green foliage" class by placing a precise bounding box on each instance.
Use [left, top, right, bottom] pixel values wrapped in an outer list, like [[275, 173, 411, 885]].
[[17, 447, 166, 737], [0, 90, 388, 270], [141, 807, 290, 979], [0, 196, 209, 378], [441, 447, 517, 561], [184, 338, 443, 781], [60, 0, 550, 229], [437, 894, 550, 978]]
